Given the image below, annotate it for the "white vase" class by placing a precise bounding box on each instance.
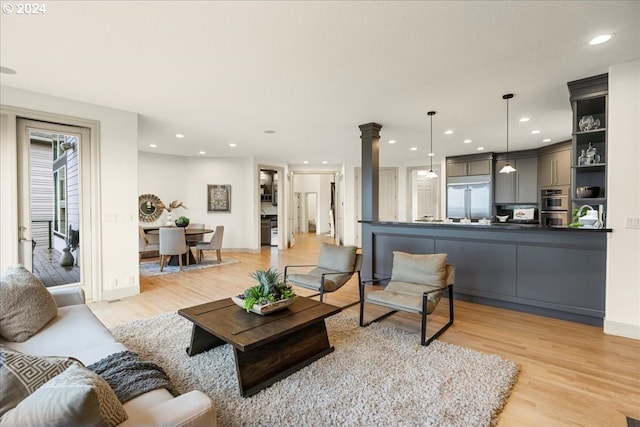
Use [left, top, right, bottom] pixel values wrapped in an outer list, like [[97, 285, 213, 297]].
[[166, 212, 173, 226]]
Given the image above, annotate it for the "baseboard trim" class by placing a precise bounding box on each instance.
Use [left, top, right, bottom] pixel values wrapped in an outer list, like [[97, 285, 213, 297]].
[[101, 285, 139, 302], [604, 319, 640, 340]]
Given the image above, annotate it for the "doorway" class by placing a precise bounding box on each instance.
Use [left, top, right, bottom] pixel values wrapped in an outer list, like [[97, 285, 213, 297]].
[[407, 166, 441, 222], [306, 192, 317, 234], [16, 119, 93, 297], [289, 171, 340, 245]]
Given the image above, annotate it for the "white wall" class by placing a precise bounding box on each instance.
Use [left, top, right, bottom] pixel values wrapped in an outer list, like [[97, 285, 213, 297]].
[[139, 152, 257, 251], [0, 86, 139, 301], [605, 59, 640, 339]]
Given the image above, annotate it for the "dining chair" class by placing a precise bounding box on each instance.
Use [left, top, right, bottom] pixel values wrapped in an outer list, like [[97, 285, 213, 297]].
[[138, 226, 159, 262], [159, 227, 189, 271], [194, 226, 224, 264], [185, 223, 206, 247]]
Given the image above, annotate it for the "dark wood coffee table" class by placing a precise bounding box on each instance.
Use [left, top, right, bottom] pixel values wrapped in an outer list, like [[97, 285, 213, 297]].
[[178, 296, 341, 397]]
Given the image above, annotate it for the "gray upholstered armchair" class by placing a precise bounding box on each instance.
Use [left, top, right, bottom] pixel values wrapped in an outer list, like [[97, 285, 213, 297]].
[[284, 242, 362, 303], [359, 251, 455, 346]]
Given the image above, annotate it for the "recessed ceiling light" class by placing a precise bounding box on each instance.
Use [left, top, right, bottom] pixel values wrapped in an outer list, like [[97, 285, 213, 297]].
[[0, 66, 17, 75], [303, 161, 309, 164], [444, 130, 453, 135], [542, 138, 551, 143], [199, 151, 206, 155], [322, 161, 328, 164], [388, 140, 396, 144], [410, 147, 418, 151], [175, 133, 185, 138], [428, 152, 435, 157], [519, 117, 530, 122], [589, 34, 612, 45], [531, 130, 541, 134], [463, 139, 472, 144], [149, 144, 157, 148], [264, 130, 276, 134], [477, 147, 485, 151], [229, 143, 236, 147]]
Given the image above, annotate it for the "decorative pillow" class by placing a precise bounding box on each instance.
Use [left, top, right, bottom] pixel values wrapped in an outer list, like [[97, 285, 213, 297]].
[[0, 346, 77, 417], [317, 243, 357, 272], [390, 252, 447, 287], [0, 264, 58, 342], [0, 363, 128, 427]]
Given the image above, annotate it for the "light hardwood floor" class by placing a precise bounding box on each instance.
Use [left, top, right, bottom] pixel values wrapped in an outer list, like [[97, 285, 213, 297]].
[[89, 234, 640, 426]]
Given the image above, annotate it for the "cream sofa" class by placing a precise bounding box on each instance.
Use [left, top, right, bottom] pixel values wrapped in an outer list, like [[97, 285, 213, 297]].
[[0, 287, 216, 426]]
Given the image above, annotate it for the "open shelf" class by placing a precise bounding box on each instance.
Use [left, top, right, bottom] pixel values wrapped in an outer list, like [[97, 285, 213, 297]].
[[568, 74, 608, 216]]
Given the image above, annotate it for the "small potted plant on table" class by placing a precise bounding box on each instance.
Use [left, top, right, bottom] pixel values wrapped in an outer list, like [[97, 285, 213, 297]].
[[175, 216, 190, 227], [232, 268, 296, 315]]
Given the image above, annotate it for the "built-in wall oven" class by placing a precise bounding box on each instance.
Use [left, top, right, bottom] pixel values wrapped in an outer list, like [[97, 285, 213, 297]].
[[540, 187, 570, 226]]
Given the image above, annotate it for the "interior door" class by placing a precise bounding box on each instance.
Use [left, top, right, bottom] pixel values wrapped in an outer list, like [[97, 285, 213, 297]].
[[17, 119, 92, 298]]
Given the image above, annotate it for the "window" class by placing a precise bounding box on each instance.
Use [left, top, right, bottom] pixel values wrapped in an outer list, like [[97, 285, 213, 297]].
[[51, 134, 65, 161], [53, 166, 66, 236]]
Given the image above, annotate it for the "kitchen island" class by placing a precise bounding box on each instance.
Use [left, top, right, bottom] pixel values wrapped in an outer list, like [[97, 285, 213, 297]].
[[360, 220, 611, 326]]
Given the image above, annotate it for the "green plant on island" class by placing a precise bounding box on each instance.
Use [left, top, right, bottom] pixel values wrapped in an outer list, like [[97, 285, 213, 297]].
[[568, 206, 594, 228], [238, 268, 296, 312]]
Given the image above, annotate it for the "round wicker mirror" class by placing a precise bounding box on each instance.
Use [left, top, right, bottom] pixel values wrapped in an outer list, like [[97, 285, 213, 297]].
[[138, 194, 163, 222]]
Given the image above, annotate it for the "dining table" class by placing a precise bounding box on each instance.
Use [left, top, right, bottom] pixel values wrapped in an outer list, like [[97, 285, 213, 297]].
[[147, 227, 213, 266]]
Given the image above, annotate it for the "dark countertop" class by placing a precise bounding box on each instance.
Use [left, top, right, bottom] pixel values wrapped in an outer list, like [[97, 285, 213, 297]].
[[361, 220, 612, 232]]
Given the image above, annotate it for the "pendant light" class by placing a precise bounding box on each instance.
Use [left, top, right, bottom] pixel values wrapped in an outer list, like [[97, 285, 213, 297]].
[[425, 111, 438, 179], [499, 93, 517, 174]]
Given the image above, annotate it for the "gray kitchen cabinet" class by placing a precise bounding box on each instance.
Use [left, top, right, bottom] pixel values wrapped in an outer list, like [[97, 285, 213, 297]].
[[446, 162, 469, 177], [538, 143, 571, 188], [494, 153, 538, 204], [446, 154, 493, 177]]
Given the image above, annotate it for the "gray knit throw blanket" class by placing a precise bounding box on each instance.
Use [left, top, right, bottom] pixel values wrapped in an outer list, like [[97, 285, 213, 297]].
[[88, 350, 176, 403]]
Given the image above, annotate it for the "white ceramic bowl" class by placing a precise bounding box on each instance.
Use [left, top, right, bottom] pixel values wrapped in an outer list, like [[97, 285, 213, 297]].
[[496, 215, 509, 222], [578, 216, 598, 227]]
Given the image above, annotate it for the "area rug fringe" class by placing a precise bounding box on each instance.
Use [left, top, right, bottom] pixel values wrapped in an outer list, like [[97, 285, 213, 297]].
[[111, 312, 519, 427]]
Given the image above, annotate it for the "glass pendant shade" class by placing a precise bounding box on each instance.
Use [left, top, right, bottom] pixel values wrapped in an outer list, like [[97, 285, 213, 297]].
[[427, 111, 438, 179], [499, 163, 516, 174], [499, 94, 517, 174]]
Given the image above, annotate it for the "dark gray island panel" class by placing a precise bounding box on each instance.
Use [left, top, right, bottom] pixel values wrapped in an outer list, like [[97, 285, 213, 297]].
[[435, 240, 516, 297], [361, 221, 608, 326], [517, 244, 606, 315]]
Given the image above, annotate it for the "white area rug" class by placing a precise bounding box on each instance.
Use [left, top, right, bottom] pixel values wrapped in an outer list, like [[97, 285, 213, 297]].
[[138, 258, 239, 277], [111, 312, 518, 426]]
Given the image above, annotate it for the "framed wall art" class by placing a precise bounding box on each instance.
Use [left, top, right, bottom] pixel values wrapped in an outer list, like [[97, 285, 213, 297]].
[[207, 184, 231, 212]]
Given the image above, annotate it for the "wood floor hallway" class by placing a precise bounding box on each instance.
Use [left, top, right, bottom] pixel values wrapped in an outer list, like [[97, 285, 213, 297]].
[[88, 234, 640, 426]]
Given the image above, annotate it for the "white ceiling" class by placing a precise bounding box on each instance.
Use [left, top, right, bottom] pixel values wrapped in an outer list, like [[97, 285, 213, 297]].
[[1, 1, 638, 167]]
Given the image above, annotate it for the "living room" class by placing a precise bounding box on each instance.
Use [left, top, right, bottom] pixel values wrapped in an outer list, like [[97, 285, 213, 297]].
[[1, 1, 639, 426]]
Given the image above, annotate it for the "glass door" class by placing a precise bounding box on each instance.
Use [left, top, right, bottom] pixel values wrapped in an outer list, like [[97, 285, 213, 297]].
[[17, 119, 92, 297]]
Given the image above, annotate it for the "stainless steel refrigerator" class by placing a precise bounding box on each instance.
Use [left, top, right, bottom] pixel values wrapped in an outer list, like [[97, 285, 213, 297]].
[[446, 175, 492, 220]]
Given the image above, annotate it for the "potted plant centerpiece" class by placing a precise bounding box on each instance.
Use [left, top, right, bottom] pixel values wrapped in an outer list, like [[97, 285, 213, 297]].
[[175, 216, 190, 227], [232, 268, 296, 315]]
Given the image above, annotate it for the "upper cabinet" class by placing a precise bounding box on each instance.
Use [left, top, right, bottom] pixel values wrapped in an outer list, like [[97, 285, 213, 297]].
[[446, 153, 493, 177], [260, 170, 278, 206], [538, 142, 571, 188], [567, 73, 608, 207], [494, 152, 538, 204]]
